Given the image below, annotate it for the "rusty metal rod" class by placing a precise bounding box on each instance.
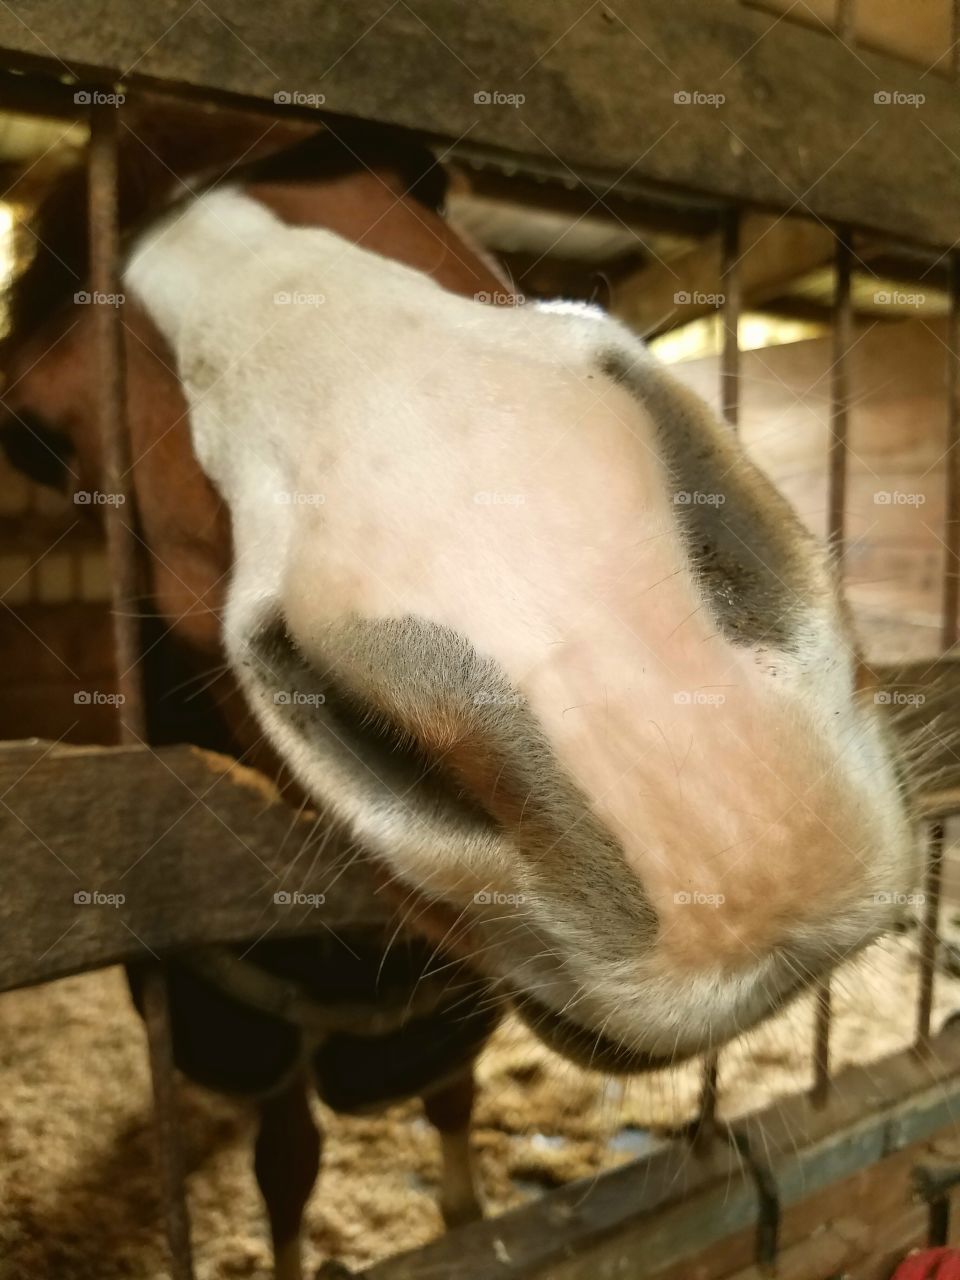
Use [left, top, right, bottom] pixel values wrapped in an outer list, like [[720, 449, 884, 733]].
[[942, 252, 960, 652], [810, 229, 854, 1107], [916, 823, 945, 1052], [695, 1052, 720, 1145], [810, 983, 833, 1107], [835, 0, 857, 41], [828, 230, 853, 558], [720, 209, 741, 429], [88, 96, 195, 1280], [88, 100, 145, 741]]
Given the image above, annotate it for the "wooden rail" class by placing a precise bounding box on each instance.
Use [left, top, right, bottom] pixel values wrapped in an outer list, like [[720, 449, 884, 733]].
[[357, 1022, 960, 1280], [0, 1, 957, 246], [0, 740, 386, 993]]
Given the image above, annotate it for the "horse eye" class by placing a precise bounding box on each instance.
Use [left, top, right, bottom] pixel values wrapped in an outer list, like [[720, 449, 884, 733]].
[[0, 408, 76, 490]]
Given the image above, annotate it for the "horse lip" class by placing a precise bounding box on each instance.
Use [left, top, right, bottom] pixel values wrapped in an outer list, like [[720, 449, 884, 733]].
[[507, 986, 681, 1074], [507, 956, 824, 1074]]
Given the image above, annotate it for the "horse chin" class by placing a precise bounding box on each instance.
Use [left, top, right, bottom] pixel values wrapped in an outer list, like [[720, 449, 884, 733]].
[[505, 956, 821, 1075], [507, 987, 680, 1073]]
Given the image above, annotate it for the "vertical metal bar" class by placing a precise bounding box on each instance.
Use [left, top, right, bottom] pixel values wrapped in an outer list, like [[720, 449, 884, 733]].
[[914, 237, 960, 1064], [835, 0, 857, 42], [953, 0, 960, 82], [828, 230, 853, 558], [916, 822, 945, 1052], [695, 1052, 720, 1146], [89, 101, 145, 741], [942, 254, 960, 652], [720, 209, 741, 429], [810, 985, 832, 1107], [703, 244, 741, 1141], [811, 230, 853, 1107], [928, 1194, 950, 1247], [88, 97, 195, 1280], [696, 208, 741, 1140]]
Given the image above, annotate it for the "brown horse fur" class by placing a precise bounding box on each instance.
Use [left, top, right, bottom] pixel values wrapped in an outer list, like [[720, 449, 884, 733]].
[[0, 102, 511, 1278], [0, 96, 920, 1275]]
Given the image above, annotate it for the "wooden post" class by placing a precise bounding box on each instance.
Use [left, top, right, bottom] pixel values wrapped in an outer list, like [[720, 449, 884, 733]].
[[88, 95, 195, 1280]]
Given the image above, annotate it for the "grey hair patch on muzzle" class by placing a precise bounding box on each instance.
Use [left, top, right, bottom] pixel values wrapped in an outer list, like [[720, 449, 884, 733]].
[[599, 348, 823, 652], [248, 612, 657, 965]]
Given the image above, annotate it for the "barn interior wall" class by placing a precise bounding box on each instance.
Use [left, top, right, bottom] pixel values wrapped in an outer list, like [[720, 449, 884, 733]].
[[670, 314, 953, 663]]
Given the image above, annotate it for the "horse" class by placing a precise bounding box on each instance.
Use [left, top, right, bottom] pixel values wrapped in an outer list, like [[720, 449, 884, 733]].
[[0, 100, 919, 1278], [2, 106, 513, 1279]]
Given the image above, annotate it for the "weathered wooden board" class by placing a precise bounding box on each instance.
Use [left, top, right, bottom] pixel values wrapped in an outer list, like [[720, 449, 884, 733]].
[[0, 1, 957, 247], [362, 1023, 960, 1279], [698, 1129, 960, 1280], [0, 740, 387, 991], [613, 212, 835, 336]]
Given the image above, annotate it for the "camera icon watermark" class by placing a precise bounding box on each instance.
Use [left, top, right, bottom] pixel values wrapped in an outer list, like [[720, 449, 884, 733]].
[[873, 689, 925, 707], [873, 288, 925, 308], [74, 490, 126, 506], [274, 290, 325, 306], [74, 90, 125, 107], [874, 90, 925, 107], [874, 490, 926, 506], [674, 290, 725, 307], [273, 690, 326, 707], [74, 690, 126, 706], [273, 90, 326, 107], [74, 889, 126, 907], [475, 290, 526, 306], [674, 490, 726, 507], [473, 89, 525, 107], [273, 889, 326, 907], [473, 888, 527, 906], [673, 690, 726, 707], [674, 90, 725, 108], [273, 490, 325, 505], [472, 690, 525, 708], [74, 290, 125, 307]]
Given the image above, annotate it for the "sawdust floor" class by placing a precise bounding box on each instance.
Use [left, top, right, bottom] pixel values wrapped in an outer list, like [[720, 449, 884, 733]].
[[2, 917, 960, 1280]]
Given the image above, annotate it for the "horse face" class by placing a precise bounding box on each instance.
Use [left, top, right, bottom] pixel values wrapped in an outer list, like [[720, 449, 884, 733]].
[[119, 189, 918, 1070]]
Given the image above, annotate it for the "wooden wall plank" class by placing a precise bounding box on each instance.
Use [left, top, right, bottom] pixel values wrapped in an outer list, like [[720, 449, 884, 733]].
[[0, 1, 956, 246], [0, 740, 386, 991]]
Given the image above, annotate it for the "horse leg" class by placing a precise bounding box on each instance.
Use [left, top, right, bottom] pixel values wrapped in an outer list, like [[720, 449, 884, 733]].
[[254, 1072, 322, 1280], [422, 1067, 483, 1229]]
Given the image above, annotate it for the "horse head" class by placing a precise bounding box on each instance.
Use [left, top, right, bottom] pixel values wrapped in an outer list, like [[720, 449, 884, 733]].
[[1, 110, 918, 1073]]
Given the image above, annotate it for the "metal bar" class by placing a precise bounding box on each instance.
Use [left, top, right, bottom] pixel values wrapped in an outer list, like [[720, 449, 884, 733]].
[[916, 243, 960, 1056], [720, 208, 741, 429], [953, 0, 960, 82], [835, 0, 857, 42], [139, 966, 196, 1280], [942, 253, 960, 652], [695, 1052, 720, 1146], [811, 984, 833, 1107], [727, 1129, 781, 1271], [928, 1195, 951, 1247], [88, 100, 145, 741], [810, 229, 854, 1106], [88, 96, 195, 1280], [915, 822, 945, 1052], [912, 1162, 960, 1246], [828, 230, 853, 558]]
